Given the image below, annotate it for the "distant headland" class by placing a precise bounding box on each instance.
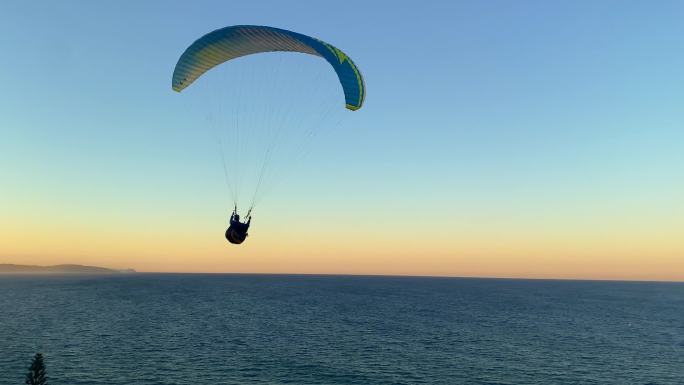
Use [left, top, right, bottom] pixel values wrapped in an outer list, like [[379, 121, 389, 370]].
[[0, 264, 136, 274]]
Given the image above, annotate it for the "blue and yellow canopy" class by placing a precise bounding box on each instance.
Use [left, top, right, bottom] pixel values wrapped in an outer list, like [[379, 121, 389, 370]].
[[172, 25, 365, 111]]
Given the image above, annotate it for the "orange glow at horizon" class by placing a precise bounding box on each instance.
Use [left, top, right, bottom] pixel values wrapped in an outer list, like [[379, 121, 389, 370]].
[[3, 207, 683, 282]]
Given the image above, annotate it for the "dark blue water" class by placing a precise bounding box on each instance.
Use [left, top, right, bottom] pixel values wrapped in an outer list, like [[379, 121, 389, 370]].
[[1, 274, 682, 384]]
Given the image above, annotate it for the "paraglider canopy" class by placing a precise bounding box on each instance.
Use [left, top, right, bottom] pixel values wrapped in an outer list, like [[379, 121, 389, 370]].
[[172, 25, 365, 111]]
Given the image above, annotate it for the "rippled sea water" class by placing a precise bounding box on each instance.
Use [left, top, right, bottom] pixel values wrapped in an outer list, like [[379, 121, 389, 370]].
[[0, 274, 682, 384]]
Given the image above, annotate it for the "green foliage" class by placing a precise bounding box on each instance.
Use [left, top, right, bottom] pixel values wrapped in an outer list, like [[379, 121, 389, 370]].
[[25, 353, 47, 385]]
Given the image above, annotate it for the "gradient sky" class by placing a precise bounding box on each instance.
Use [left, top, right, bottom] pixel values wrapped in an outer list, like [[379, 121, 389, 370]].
[[1, 1, 683, 280]]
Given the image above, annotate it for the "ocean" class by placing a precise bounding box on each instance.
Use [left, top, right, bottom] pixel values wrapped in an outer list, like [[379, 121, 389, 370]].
[[0, 274, 682, 384]]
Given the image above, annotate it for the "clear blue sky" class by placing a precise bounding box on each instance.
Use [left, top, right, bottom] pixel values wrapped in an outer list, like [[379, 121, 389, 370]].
[[2, 1, 683, 278]]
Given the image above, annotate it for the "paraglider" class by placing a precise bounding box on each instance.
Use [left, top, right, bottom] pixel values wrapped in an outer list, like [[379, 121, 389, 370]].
[[172, 25, 365, 244], [225, 207, 251, 244]]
